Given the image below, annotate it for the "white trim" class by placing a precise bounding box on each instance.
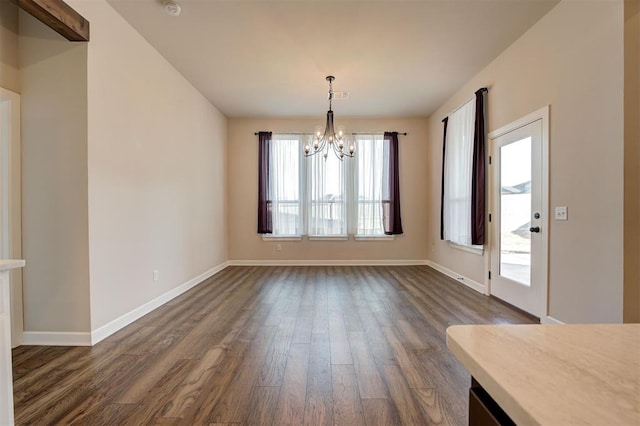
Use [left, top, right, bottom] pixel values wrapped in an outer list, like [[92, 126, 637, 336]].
[[22, 332, 92, 346], [426, 260, 487, 295], [90, 261, 230, 345], [262, 234, 395, 242], [448, 241, 483, 255], [1, 87, 22, 349], [541, 315, 564, 325], [487, 105, 550, 319], [261, 235, 302, 241], [488, 106, 549, 139], [354, 235, 395, 241], [308, 235, 349, 241], [229, 259, 428, 266], [540, 107, 550, 320]]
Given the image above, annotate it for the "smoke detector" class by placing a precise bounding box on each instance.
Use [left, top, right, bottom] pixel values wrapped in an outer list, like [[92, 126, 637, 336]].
[[163, 0, 181, 17]]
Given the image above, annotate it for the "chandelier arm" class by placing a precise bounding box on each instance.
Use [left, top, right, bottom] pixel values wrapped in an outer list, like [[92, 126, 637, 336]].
[[332, 139, 344, 160]]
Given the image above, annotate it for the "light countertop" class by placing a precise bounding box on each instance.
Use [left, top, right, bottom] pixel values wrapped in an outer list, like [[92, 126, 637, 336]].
[[446, 324, 640, 425], [0, 259, 25, 272]]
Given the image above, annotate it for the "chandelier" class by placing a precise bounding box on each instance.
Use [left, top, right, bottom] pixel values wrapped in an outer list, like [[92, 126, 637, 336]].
[[304, 76, 355, 160]]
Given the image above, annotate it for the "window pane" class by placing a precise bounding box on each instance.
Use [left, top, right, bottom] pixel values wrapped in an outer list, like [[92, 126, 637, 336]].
[[356, 136, 385, 235], [442, 98, 475, 246], [309, 202, 346, 235], [308, 153, 346, 235], [499, 137, 531, 286], [271, 136, 301, 235], [267, 133, 395, 237]]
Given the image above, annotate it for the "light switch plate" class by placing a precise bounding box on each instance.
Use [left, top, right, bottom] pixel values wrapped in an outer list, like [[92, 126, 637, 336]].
[[555, 206, 568, 221]]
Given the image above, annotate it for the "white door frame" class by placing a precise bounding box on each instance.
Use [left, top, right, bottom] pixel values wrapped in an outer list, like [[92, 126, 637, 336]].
[[485, 106, 549, 321], [0, 87, 23, 347]]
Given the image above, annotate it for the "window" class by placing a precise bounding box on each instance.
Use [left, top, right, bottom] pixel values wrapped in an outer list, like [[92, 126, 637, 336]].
[[441, 89, 487, 250], [270, 135, 302, 236], [355, 135, 385, 236], [442, 99, 476, 247], [262, 133, 398, 238]]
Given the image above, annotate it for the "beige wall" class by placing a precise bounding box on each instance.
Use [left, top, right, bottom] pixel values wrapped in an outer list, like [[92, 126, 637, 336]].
[[19, 11, 91, 332], [19, 0, 228, 334], [0, 0, 19, 93], [426, 1, 624, 323], [68, 0, 228, 330], [228, 117, 428, 262], [624, 0, 640, 323]]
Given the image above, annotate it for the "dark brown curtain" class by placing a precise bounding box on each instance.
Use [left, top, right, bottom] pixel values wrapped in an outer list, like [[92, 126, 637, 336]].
[[257, 131, 273, 234], [383, 132, 403, 235], [440, 117, 448, 240], [471, 88, 488, 245]]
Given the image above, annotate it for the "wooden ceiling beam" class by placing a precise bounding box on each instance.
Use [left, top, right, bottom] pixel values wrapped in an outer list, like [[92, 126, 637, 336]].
[[15, 0, 89, 42]]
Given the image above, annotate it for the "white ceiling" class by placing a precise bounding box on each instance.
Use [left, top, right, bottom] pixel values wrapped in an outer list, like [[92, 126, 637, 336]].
[[106, 0, 559, 118]]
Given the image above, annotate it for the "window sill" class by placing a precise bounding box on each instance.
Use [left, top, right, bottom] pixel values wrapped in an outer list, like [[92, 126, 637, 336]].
[[354, 235, 395, 241], [261, 235, 303, 241], [261, 235, 395, 242], [448, 241, 484, 255], [308, 235, 349, 241]]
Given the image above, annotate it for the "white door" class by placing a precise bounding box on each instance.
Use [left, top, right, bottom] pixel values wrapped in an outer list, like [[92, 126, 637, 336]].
[[488, 108, 548, 318]]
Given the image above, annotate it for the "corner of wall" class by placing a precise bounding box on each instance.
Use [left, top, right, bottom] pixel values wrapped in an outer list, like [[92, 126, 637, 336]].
[[19, 9, 92, 334], [0, 0, 20, 93], [624, 0, 640, 323]]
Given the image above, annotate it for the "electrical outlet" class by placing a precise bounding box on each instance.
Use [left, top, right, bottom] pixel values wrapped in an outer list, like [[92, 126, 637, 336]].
[[153, 270, 159, 282], [276, 244, 282, 252]]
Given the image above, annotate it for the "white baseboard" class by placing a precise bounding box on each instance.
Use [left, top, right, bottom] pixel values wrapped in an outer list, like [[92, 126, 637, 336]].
[[425, 260, 487, 295], [90, 261, 230, 345], [541, 315, 564, 325], [20, 262, 230, 347], [22, 331, 92, 346], [228, 259, 429, 266]]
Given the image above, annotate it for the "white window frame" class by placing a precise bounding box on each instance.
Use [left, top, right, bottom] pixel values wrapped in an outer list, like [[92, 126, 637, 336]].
[[266, 133, 392, 240]]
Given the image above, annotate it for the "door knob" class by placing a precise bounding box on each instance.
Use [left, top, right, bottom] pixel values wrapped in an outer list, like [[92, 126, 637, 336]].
[[529, 226, 540, 233]]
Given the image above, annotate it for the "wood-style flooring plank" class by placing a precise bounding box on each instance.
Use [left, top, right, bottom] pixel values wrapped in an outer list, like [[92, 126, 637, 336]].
[[118, 358, 194, 424], [311, 270, 330, 334], [244, 386, 280, 425], [328, 275, 353, 365], [348, 331, 387, 399], [205, 320, 282, 423], [291, 304, 314, 344], [381, 363, 428, 425], [12, 265, 536, 425], [303, 331, 333, 426], [361, 398, 402, 426], [331, 364, 366, 426], [160, 346, 225, 418], [413, 387, 461, 425], [273, 343, 310, 425], [180, 353, 245, 424], [382, 326, 428, 389]]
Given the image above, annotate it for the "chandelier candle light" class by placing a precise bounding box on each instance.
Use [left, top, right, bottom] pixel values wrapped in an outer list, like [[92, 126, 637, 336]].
[[305, 76, 355, 160]]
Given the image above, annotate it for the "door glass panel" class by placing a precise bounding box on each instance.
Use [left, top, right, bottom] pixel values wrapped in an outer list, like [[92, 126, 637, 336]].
[[499, 137, 531, 286]]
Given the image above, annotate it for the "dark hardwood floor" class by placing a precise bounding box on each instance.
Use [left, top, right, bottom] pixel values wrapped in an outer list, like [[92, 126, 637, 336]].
[[12, 265, 536, 425]]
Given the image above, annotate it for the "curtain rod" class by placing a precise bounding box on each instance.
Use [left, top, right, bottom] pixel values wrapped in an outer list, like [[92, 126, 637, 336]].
[[351, 132, 407, 136], [253, 132, 312, 135], [442, 87, 488, 122], [254, 131, 407, 136]]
